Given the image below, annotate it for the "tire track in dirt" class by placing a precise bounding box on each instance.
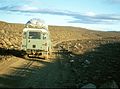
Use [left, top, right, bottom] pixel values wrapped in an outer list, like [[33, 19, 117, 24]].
[[21, 59, 49, 88], [20, 51, 71, 88], [0, 57, 20, 75], [21, 57, 61, 88], [0, 43, 72, 88], [11, 59, 34, 77]]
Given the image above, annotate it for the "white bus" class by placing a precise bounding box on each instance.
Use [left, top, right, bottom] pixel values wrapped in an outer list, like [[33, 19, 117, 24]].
[[21, 18, 52, 59]]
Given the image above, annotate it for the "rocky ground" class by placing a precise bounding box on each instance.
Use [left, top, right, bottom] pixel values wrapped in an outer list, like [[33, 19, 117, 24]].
[[0, 21, 120, 88], [56, 39, 120, 88]]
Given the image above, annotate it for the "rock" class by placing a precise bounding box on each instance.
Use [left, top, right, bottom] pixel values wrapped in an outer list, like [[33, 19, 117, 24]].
[[70, 59, 74, 63], [74, 44, 79, 49], [85, 60, 90, 64], [70, 54, 75, 57], [88, 41, 91, 43], [100, 80, 119, 88], [4, 38, 12, 46], [78, 43, 81, 46], [81, 83, 96, 89], [92, 48, 95, 51], [2, 41, 7, 48], [10, 45, 14, 49]]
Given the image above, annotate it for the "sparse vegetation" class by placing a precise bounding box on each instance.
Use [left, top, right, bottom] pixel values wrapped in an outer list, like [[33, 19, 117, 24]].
[[0, 21, 120, 88]]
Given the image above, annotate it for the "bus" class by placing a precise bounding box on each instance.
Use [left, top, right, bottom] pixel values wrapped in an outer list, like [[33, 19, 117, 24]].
[[21, 18, 52, 59]]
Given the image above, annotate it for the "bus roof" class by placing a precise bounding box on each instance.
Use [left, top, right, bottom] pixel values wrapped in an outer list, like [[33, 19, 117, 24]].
[[23, 28, 49, 33], [25, 18, 48, 30]]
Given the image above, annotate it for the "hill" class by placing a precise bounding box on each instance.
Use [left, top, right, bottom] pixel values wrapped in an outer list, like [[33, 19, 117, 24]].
[[0, 21, 120, 49], [0, 21, 120, 88]]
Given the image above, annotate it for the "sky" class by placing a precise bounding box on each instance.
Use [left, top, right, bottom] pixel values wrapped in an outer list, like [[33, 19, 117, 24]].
[[0, 0, 120, 31]]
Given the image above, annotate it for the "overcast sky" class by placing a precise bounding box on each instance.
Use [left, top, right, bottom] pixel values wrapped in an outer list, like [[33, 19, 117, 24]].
[[0, 0, 120, 31]]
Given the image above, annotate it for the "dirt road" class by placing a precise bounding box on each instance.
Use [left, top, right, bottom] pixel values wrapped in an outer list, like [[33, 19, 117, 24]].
[[0, 51, 71, 88]]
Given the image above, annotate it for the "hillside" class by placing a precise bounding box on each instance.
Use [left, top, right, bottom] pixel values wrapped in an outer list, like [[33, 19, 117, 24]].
[[0, 21, 120, 49], [0, 21, 120, 88]]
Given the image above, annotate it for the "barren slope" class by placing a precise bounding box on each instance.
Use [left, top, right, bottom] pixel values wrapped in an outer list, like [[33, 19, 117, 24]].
[[0, 21, 120, 88], [0, 21, 120, 49]]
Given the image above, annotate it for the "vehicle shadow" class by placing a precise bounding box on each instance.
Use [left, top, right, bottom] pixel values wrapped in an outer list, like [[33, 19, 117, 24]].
[[0, 48, 24, 58]]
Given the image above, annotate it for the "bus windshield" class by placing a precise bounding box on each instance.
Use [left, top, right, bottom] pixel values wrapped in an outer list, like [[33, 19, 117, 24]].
[[29, 32, 41, 39]]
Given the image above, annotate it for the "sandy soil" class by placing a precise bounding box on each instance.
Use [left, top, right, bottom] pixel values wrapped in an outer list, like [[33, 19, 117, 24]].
[[0, 50, 72, 88]]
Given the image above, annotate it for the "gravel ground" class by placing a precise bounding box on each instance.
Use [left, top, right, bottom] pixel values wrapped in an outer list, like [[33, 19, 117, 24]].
[[0, 21, 120, 88]]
